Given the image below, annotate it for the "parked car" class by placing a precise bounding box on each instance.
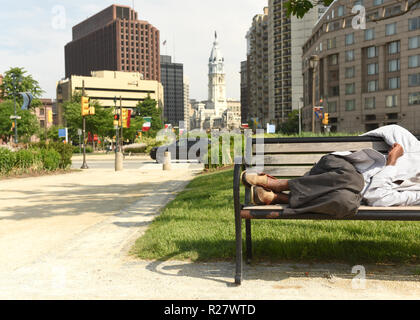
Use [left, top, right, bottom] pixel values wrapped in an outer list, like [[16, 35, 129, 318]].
[[150, 138, 210, 163]]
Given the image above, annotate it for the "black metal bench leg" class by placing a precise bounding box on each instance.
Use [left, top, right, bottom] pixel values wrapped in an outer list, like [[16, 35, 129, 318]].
[[235, 217, 243, 285], [246, 219, 252, 264]]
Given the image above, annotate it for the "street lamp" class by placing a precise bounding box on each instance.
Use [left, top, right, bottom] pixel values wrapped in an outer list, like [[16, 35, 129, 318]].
[[309, 55, 319, 133], [11, 74, 22, 144]]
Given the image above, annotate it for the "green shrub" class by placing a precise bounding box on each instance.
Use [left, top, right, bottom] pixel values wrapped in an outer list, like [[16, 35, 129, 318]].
[[41, 149, 61, 171], [0, 148, 15, 175], [14, 149, 35, 169], [30, 142, 73, 169], [124, 146, 147, 154]]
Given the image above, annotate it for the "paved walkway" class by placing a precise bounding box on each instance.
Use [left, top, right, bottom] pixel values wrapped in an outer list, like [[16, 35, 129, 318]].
[[0, 160, 419, 299]]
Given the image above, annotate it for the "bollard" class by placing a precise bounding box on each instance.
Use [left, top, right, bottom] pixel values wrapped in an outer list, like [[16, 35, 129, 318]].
[[163, 152, 172, 171], [115, 152, 124, 171]]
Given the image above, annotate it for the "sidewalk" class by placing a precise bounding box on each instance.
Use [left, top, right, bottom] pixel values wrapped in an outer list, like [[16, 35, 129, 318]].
[[0, 165, 419, 299]]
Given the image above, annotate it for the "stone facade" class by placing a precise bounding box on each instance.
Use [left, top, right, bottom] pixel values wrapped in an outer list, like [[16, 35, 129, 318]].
[[302, 0, 420, 134]]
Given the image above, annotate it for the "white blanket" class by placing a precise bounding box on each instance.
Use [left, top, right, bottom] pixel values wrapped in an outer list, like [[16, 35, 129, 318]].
[[356, 125, 420, 206]]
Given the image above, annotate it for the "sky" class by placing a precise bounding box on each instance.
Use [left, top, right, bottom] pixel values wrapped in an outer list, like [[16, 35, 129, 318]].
[[0, 0, 268, 101]]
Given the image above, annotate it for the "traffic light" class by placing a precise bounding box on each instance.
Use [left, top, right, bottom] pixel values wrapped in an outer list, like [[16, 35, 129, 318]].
[[89, 106, 95, 115], [323, 113, 329, 125], [81, 96, 90, 116], [114, 114, 120, 127]]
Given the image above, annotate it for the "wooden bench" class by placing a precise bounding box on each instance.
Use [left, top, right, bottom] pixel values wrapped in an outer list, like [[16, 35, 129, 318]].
[[233, 136, 420, 285]]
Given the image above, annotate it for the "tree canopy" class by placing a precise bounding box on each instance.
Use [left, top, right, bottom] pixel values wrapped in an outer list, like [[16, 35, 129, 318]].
[[136, 96, 163, 137], [0, 100, 40, 142], [0, 67, 44, 108], [286, 0, 420, 20], [62, 92, 114, 143]]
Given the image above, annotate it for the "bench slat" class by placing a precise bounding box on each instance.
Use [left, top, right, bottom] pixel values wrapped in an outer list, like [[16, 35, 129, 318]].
[[243, 205, 420, 211], [241, 206, 420, 221], [253, 141, 389, 154], [253, 154, 326, 165], [263, 166, 313, 177]]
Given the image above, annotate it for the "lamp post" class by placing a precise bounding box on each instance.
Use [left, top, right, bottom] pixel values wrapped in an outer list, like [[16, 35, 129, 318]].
[[11, 74, 22, 144], [309, 55, 319, 133]]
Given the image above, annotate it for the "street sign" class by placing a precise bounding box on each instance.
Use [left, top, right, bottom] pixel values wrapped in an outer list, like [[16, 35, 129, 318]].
[[10, 116, 22, 120]]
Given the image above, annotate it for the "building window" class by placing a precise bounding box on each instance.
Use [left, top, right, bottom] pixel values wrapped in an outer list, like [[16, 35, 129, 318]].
[[409, 17, 420, 31], [365, 97, 376, 110], [329, 54, 338, 65], [368, 63, 379, 75], [345, 67, 355, 78], [409, 73, 420, 87], [338, 5, 345, 16], [386, 95, 398, 107], [327, 101, 337, 112], [368, 80, 379, 92], [373, 0, 384, 5], [365, 28, 375, 41], [409, 92, 420, 105], [366, 46, 378, 58], [388, 59, 400, 72], [388, 41, 400, 54], [345, 83, 355, 95], [39, 108, 45, 116], [388, 77, 400, 89], [345, 99, 356, 111], [345, 50, 355, 62], [345, 33, 354, 46], [409, 36, 420, 49], [327, 38, 336, 49], [409, 55, 420, 68], [386, 23, 397, 36]]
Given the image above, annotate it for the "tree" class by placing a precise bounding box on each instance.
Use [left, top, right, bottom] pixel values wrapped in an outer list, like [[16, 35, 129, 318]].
[[285, 0, 420, 21], [62, 92, 114, 144], [0, 67, 44, 108], [122, 117, 144, 142], [136, 96, 163, 137], [279, 110, 300, 135], [0, 100, 40, 142]]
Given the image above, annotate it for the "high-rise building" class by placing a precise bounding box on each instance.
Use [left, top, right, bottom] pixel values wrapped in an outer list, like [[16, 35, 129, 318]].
[[65, 4, 160, 81], [246, 8, 269, 128], [302, 0, 420, 134], [268, 0, 321, 126], [240, 60, 250, 124], [160, 55, 184, 126], [183, 76, 191, 131]]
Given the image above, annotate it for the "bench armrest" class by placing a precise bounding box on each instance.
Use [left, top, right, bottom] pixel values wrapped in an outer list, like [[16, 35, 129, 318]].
[[233, 162, 243, 217]]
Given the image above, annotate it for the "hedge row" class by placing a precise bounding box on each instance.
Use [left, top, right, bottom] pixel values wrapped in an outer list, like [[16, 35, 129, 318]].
[[0, 142, 73, 176]]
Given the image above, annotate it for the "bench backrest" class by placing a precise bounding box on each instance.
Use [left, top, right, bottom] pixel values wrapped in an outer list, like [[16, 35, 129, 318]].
[[248, 136, 392, 178]]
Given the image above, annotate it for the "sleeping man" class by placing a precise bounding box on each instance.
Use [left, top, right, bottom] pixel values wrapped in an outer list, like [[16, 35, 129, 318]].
[[241, 125, 420, 218]]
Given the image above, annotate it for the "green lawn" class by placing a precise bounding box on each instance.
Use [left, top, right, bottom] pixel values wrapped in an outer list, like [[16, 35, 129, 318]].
[[131, 169, 420, 265]]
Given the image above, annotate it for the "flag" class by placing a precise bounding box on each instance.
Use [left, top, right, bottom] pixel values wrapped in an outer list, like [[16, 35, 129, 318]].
[[142, 117, 152, 132]]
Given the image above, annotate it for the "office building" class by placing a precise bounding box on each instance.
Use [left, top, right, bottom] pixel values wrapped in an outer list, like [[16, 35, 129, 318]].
[[240, 60, 250, 124], [268, 0, 322, 126], [65, 4, 160, 81], [160, 55, 184, 126], [302, 0, 420, 134], [56, 70, 164, 125], [246, 8, 269, 128]]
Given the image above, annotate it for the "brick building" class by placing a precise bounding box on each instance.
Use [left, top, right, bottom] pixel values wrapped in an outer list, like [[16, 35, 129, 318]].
[[65, 4, 160, 82]]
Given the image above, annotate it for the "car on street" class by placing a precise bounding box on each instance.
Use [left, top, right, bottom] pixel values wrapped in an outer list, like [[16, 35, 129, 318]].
[[150, 138, 210, 163]]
